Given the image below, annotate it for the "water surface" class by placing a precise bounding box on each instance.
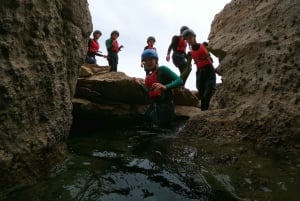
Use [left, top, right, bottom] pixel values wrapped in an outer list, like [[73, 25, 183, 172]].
[[6, 126, 300, 201]]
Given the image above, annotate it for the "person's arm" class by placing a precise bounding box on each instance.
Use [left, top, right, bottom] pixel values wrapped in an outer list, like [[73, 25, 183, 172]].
[[166, 36, 179, 61], [105, 39, 112, 51], [118, 43, 124, 51], [167, 37, 174, 55], [96, 52, 107, 58], [158, 66, 183, 89], [167, 36, 179, 54]]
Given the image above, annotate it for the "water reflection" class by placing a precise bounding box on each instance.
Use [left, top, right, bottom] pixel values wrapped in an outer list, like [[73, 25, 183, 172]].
[[6, 126, 299, 201], [6, 128, 215, 201]]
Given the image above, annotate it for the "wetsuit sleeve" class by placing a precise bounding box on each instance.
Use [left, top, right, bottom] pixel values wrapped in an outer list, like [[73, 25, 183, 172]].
[[167, 36, 178, 55], [159, 66, 183, 89], [105, 39, 112, 51]]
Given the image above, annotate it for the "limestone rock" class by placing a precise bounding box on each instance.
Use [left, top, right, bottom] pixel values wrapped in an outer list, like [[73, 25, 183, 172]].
[[173, 88, 200, 107], [181, 0, 300, 147], [0, 0, 91, 195], [79, 64, 111, 77], [75, 71, 147, 104], [73, 71, 200, 125]]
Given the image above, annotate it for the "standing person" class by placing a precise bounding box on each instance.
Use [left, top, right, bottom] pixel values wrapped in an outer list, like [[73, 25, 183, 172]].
[[85, 30, 107, 64], [106, 30, 124, 72], [182, 29, 216, 111], [134, 49, 183, 128], [141, 36, 157, 75], [166, 26, 190, 85]]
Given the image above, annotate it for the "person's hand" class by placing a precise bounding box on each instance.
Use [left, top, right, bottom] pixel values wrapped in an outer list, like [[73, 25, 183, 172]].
[[152, 83, 167, 90], [119, 45, 124, 50], [166, 54, 170, 62]]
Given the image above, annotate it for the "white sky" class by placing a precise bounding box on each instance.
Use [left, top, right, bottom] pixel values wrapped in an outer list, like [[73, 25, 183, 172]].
[[87, 0, 231, 90]]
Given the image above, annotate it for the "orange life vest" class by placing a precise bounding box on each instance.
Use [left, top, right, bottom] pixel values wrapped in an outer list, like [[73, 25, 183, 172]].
[[190, 43, 212, 69], [145, 45, 157, 51], [176, 37, 187, 53], [145, 70, 162, 98]]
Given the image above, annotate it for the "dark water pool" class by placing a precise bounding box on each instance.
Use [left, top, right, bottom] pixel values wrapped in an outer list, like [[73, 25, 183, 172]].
[[6, 126, 300, 201]]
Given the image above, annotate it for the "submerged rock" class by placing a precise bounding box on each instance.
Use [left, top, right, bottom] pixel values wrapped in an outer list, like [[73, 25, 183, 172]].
[[181, 0, 300, 147], [0, 0, 91, 196]]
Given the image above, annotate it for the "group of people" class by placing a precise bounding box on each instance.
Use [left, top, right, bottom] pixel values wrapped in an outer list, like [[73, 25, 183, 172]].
[[85, 30, 123, 72], [85, 26, 216, 128]]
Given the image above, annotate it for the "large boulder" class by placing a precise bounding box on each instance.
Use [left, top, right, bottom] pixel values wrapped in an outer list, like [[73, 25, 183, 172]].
[[0, 0, 91, 195], [73, 66, 201, 127], [180, 0, 300, 147]]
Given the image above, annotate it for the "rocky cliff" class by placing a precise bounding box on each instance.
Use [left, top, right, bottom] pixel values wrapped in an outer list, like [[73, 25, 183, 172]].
[[0, 0, 91, 195], [181, 0, 300, 147]]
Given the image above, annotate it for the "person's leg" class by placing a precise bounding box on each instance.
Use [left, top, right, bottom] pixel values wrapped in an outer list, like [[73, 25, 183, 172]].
[[110, 58, 116, 71], [148, 103, 159, 126], [114, 54, 119, 72], [151, 101, 175, 127], [201, 65, 216, 110], [172, 53, 187, 73], [108, 53, 114, 71], [156, 101, 175, 128], [109, 53, 118, 72], [172, 53, 188, 85], [196, 69, 207, 110], [177, 59, 187, 75]]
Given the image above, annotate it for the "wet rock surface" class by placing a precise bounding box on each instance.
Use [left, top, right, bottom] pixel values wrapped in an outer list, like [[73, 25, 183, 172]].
[[0, 0, 91, 196]]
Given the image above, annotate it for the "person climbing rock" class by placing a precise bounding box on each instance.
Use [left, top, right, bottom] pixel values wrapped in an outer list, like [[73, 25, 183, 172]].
[[182, 28, 216, 111], [141, 36, 157, 75], [166, 26, 190, 86], [105, 30, 124, 72], [85, 30, 107, 64], [134, 49, 183, 128]]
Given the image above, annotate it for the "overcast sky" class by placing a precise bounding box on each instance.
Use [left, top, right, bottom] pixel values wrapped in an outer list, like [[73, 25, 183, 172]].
[[87, 0, 231, 90]]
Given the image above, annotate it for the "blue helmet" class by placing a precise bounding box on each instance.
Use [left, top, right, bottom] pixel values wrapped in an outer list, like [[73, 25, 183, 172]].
[[141, 49, 158, 61]]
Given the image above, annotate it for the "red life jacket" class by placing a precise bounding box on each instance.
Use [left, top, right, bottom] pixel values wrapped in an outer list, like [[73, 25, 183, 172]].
[[111, 39, 119, 53], [145, 45, 156, 51], [190, 43, 212, 69], [88, 39, 99, 54], [145, 70, 162, 98], [176, 37, 187, 53]]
